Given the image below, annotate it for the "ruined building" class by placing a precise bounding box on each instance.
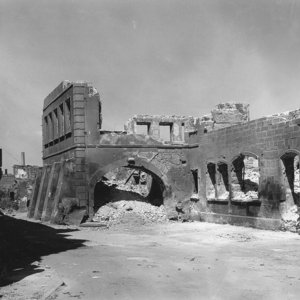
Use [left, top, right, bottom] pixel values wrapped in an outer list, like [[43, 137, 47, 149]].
[[28, 81, 300, 230]]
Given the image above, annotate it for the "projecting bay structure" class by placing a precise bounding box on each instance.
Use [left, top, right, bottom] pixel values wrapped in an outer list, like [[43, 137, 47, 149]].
[[28, 81, 300, 229]]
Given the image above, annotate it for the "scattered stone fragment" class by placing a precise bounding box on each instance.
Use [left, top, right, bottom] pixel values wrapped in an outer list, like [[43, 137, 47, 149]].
[[93, 200, 168, 227]]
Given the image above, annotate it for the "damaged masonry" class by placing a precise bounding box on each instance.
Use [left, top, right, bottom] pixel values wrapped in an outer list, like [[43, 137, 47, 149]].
[[28, 80, 300, 231]]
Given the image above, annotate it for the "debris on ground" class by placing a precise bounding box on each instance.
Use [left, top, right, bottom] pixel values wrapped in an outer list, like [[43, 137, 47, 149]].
[[92, 200, 168, 227], [232, 190, 259, 201], [281, 205, 300, 233], [217, 232, 256, 242]]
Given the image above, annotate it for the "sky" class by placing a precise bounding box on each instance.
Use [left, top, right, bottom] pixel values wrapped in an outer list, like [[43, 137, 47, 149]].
[[1, 0, 300, 172]]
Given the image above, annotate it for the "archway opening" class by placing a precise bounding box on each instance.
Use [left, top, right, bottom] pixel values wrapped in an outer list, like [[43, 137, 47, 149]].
[[217, 162, 229, 200], [280, 152, 300, 207], [231, 154, 259, 201], [206, 162, 229, 201], [94, 166, 164, 210], [206, 163, 216, 200], [93, 166, 166, 225]]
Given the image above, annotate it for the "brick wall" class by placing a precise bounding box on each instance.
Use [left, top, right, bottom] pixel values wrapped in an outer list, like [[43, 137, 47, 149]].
[[198, 114, 300, 218]]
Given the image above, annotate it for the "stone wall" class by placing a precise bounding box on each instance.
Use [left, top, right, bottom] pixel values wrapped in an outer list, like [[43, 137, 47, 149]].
[[28, 81, 300, 230], [197, 110, 300, 223]]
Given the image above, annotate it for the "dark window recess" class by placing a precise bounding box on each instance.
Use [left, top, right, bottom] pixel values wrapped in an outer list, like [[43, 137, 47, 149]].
[[65, 98, 71, 132], [53, 109, 59, 139], [191, 169, 198, 193], [59, 103, 64, 136], [66, 132, 72, 139]]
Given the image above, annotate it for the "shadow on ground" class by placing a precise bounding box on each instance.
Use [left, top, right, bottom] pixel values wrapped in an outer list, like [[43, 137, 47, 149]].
[[0, 215, 87, 287]]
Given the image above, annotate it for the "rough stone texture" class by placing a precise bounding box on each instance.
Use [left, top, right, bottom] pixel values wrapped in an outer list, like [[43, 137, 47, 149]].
[[280, 205, 300, 232], [13, 165, 40, 180], [93, 200, 168, 226], [211, 103, 249, 124], [28, 80, 300, 231], [125, 115, 200, 143]]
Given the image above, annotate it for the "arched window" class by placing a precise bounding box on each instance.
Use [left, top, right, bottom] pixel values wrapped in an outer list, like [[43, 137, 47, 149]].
[[280, 151, 300, 207], [231, 154, 259, 201], [206, 162, 229, 201]]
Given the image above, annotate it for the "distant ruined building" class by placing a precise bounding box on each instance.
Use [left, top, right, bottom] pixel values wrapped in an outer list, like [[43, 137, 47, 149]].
[[28, 80, 300, 229]]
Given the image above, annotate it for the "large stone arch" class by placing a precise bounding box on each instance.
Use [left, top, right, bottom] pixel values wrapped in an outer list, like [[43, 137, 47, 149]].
[[87, 157, 172, 217]]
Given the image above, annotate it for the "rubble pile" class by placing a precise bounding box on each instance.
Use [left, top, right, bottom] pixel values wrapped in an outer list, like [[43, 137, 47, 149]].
[[93, 200, 168, 226], [104, 179, 149, 197], [103, 168, 151, 197], [281, 205, 300, 233], [232, 191, 259, 201]]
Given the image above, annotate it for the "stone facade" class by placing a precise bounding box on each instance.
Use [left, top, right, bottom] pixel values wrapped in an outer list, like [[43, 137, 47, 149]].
[[28, 81, 300, 230]]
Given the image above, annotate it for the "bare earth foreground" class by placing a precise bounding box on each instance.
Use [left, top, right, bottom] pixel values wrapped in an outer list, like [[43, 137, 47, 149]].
[[1, 215, 300, 300]]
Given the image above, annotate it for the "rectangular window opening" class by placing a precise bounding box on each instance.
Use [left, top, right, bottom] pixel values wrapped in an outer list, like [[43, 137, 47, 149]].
[[136, 123, 150, 135], [53, 109, 59, 139], [65, 98, 71, 133], [44, 116, 49, 144], [191, 169, 198, 193], [48, 113, 54, 141], [181, 123, 185, 141], [59, 103, 64, 137], [159, 123, 172, 142]]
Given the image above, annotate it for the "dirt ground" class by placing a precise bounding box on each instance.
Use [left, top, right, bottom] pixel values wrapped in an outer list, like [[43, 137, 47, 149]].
[[1, 214, 300, 300]]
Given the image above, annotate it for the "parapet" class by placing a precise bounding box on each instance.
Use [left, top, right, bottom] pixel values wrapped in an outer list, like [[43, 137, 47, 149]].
[[124, 115, 200, 144]]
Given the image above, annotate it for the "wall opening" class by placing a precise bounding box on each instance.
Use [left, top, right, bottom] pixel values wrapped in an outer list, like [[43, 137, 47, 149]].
[[65, 98, 71, 133], [136, 122, 150, 135], [191, 169, 198, 194], [231, 154, 259, 201], [48, 113, 54, 141], [206, 162, 229, 201], [217, 162, 229, 200], [181, 123, 185, 141], [159, 123, 172, 142], [44, 116, 49, 145], [280, 152, 300, 206], [53, 109, 59, 141], [59, 103, 64, 137], [206, 163, 216, 200], [94, 166, 165, 211]]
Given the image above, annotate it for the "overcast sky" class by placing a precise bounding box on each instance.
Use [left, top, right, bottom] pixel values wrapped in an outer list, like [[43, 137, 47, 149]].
[[1, 0, 300, 171]]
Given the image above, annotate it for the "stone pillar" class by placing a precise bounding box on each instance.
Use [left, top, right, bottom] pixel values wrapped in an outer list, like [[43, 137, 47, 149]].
[[258, 157, 282, 219], [149, 121, 160, 140], [171, 121, 184, 143]]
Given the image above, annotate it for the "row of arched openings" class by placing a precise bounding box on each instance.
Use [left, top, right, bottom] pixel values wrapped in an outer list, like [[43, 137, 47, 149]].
[[206, 151, 300, 207], [206, 154, 260, 202]]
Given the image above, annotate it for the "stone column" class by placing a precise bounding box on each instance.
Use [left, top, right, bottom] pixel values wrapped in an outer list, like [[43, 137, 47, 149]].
[[149, 121, 160, 140]]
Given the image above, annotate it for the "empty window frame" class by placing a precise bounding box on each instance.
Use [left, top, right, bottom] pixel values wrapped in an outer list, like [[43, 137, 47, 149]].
[[181, 123, 185, 142], [44, 116, 49, 145], [206, 163, 216, 200], [58, 103, 64, 137], [53, 109, 59, 140], [65, 98, 71, 133], [48, 113, 54, 141], [280, 152, 300, 206], [231, 154, 259, 201], [217, 162, 229, 200], [159, 123, 172, 142], [191, 169, 199, 194], [136, 122, 150, 135], [206, 162, 229, 201]]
